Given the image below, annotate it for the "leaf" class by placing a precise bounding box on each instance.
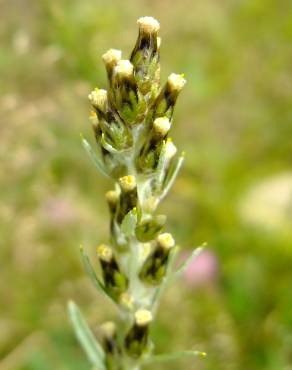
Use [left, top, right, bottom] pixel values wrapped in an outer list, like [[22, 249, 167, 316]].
[[151, 246, 179, 312], [154, 140, 167, 188], [68, 301, 105, 370], [121, 208, 137, 237], [135, 214, 167, 242], [171, 243, 206, 281], [101, 133, 119, 154], [160, 153, 184, 200], [81, 136, 109, 178], [79, 246, 115, 305], [144, 350, 207, 364], [155, 99, 167, 117]]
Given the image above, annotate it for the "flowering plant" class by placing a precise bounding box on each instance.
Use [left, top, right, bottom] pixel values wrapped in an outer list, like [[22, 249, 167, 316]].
[[69, 16, 205, 370]]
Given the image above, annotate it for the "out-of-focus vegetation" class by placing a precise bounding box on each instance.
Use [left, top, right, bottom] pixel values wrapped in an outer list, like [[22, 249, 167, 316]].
[[1, 0, 292, 369]]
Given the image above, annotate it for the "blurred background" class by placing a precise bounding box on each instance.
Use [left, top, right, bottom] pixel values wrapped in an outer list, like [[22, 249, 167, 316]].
[[1, 0, 292, 369]]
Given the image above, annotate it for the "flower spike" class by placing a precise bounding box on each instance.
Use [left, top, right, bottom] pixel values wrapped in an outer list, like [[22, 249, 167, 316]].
[[70, 16, 206, 370]]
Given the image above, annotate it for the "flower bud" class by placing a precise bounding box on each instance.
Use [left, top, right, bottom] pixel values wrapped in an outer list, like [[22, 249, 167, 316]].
[[99, 321, 118, 354], [89, 88, 132, 151], [105, 189, 120, 242], [157, 232, 175, 249], [151, 73, 186, 120], [119, 174, 137, 192], [105, 190, 120, 215], [112, 60, 147, 124], [137, 117, 171, 173], [153, 117, 171, 138], [124, 309, 153, 358], [167, 73, 187, 92], [116, 59, 134, 77], [102, 48, 122, 82], [99, 321, 121, 370], [137, 16, 160, 34], [111, 60, 144, 124], [97, 243, 113, 262], [96, 244, 128, 299], [88, 88, 108, 112], [139, 233, 175, 285], [130, 16, 161, 95], [135, 214, 166, 242], [117, 175, 138, 223], [164, 138, 177, 160]]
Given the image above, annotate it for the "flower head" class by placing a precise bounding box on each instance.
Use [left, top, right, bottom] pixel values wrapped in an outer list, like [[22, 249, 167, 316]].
[[153, 117, 171, 137], [137, 16, 160, 34], [102, 49, 122, 66], [88, 88, 107, 111], [114, 60, 134, 78], [167, 73, 186, 92], [135, 309, 153, 326]]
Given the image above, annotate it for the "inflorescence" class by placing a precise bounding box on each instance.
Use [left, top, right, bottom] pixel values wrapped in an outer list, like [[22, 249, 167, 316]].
[[69, 16, 205, 370]]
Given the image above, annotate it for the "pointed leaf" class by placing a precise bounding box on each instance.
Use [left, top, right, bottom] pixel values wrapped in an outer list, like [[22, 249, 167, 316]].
[[79, 246, 115, 305], [81, 136, 108, 177], [172, 244, 206, 281], [121, 208, 137, 237], [151, 246, 179, 312], [144, 350, 207, 364], [155, 140, 167, 186], [160, 154, 184, 200], [135, 214, 167, 242], [101, 133, 119, 154], [68, 301, 105, 369]]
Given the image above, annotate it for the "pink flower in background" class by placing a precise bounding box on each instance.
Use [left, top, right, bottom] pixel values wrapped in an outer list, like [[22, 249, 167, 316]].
[[43, 196, 77, 226], [182, 249, 219, 288]]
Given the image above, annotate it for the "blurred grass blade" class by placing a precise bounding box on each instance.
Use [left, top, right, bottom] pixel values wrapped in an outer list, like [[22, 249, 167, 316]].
[[79, 245, 115, 305], [81, 136, 109, 177], [160, 154, 184, 200], [172, 244, 206, 281], [121, 208, 137, 237], [68, 301, 105, 369], [144, 350, 207, 364]]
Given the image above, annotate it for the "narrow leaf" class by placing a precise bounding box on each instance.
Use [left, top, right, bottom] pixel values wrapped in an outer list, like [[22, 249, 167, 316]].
[[160, 154, 184, 200], [144, 350, 207, 364], [68, 301, 105, 369], [135, 214, 167, 242], [155, 140, 167, 187], [81, 136, 108, 177], [151, 246, 179, 312], [101, 133, 119, 154], [172, 243, 206, 281], [121, 208, 137, 237], [79, 246, 115, 305]]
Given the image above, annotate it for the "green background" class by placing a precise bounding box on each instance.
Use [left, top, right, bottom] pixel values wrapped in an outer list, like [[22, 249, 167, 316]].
[[1, 0, 292, 369]]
